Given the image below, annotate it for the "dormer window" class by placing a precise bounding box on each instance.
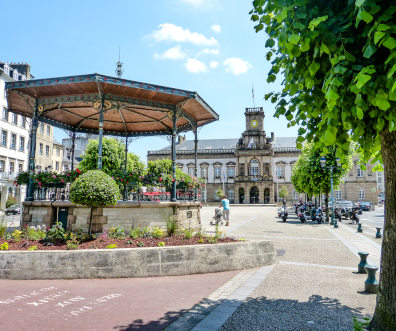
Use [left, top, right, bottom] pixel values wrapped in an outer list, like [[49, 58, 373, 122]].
[[4, 64, 9, 75], [21, 75, 26, 81], [13, 69, 18, 80]]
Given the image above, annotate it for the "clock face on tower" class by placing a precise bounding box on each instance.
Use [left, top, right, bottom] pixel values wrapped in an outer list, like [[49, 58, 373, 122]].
[[250, 120, 258, 128]]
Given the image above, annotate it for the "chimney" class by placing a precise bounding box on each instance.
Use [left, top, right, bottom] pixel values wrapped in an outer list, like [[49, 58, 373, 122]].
[[271, 132, 274, 141], [177, 135, 186, 144]]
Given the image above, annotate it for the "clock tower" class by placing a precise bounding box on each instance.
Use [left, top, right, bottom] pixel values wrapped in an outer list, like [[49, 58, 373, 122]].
[[239, 107, 269, 148]]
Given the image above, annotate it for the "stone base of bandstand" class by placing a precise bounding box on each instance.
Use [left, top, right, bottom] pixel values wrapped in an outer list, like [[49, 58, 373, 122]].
[[22, 201, 201, 233]]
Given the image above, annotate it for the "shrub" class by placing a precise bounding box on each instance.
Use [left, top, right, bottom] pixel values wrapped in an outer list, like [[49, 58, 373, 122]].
[[0, 242, 9, 250], [207, 236, 218, 244], [151, 226, 165, 239], [137, 241, 144, 247], [0, 217, 6, 238], [6, 195, 17, 209], [22, 225, 46, 241], [166, 217, 178, 237], [28, 245, 38, 251], [70, 170, 120, 208], [66, 241, 78, 250], [45, 222, 67, 243], [11, 230, 22, 242], [183, 228, 193, 239], [129, 228, 140, 239], [107, 227, 125, 239], [158, 241, 165, 247], [106, 244, 118, 249], [198, 238, 204, 244]]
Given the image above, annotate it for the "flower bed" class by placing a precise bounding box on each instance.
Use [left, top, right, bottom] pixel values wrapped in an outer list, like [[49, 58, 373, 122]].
[[0, 223, 236, 251]]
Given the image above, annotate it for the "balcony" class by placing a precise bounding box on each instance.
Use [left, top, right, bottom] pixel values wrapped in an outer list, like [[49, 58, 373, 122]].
[[0, 172, 18, 180], [236, 174, 272, 182]]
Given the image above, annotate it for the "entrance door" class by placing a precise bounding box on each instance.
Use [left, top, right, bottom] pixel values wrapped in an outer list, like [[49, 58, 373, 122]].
[[239, 188, 244, 204], [264, 188, 270, 204], [250, 186, 259, 204], [57, 207, 69, 230]]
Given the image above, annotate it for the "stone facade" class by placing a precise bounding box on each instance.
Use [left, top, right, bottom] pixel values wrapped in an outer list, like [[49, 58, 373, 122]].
[[148, 107, 378, 205]]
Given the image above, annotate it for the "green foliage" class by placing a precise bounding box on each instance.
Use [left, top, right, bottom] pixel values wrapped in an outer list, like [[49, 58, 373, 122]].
[[215, 188, 224, 199], [353, 316, 370, 331], [0, 218, 6, 238], [183, 228, 193, 239], [66, 241, 78, 250], [278, 185, 289, 199], [251, 0, 396, 165], [106, 244, 118, 249], [197, 238, 204, 244], [129, 228, 140, 239], [11, 230, 22, 242], [70, 170, 120, 207], [166, 217, 178, 237], [151, 226, 165, 239], [45, 222, 67, 243], [291, 144, 352, 196], [206, 236, 218, 244], [22, 225, 46, 241], [158, 241, 165, 247], [137, 241, 144, 247], [6, 195, 17, 209], [28, 245, 38, 251], [107, 227, 125, 239], [0, 242, 9, 250]]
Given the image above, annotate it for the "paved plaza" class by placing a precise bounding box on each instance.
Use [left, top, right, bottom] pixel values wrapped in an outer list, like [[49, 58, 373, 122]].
[[0, 205, 383, 330]]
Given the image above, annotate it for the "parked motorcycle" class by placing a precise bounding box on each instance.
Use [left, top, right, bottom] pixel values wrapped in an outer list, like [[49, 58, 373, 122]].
[[350, 207, 360, 223], [280, 207, 288, 222], [315, 208, 324, 224], [334, 208, 342, 223], [298, 206, 307, 223]]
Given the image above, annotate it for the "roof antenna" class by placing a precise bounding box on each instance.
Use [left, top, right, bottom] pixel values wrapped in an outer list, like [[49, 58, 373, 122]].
[[116, 46, 123, 78]]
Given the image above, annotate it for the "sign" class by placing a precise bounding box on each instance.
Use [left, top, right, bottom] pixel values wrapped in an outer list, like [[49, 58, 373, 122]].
[[186, 211, 192, 218]]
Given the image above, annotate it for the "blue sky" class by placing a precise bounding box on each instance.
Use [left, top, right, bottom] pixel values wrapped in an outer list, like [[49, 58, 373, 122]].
[[1, 0, 295, 162]]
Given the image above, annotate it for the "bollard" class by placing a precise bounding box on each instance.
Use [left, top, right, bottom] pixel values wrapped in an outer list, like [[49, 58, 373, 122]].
[[376, 227, 382, 238], [357, 223, 363, 233], [358, 252, 369, 273], [364, 265, 379, 294]]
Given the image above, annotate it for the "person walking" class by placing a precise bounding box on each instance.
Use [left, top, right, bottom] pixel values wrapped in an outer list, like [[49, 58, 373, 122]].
[[220, 195, 230, 226]]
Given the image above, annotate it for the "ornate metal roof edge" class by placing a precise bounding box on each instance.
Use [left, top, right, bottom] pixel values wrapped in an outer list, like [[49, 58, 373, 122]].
[[193, 92, 219, 121]]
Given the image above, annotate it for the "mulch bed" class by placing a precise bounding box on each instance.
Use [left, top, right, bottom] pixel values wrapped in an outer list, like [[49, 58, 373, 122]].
[[0, 236, 237, 251]]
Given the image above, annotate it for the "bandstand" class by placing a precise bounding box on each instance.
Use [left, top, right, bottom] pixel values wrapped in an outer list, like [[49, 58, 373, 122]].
[[6, 74, 218, 232]]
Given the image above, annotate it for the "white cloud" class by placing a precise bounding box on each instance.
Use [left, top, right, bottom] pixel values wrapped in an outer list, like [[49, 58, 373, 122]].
[[154, 45, 186, 60], [200, 48, 220, 56], [185, 58, 207, 73], [211, 24, 221, 33], [181, 0, 204, 7], [209, 61, 219, 68], [152, 23, 218, 47], [224, 57, 252, 75]]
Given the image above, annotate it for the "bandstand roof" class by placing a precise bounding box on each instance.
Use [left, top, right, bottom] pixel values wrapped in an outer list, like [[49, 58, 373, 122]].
[[5, 73, 218, 136]]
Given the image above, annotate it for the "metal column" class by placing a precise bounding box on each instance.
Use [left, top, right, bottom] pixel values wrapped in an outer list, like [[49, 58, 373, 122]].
[[123, 134, 128, 201], [97, 98, 104, 170], [171, 110, 177, 202], [27, 100, 39, 201], [71, 130, 76, 171], [194, 126, 198, 201]]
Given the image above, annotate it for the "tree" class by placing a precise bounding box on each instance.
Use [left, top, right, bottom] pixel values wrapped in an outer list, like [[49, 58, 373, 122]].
[[215, 187, 224, 200], [278, 185, 289, 202], [291, 144, 351, 218], [251, 1, 395, 328], [70, 170, 119, 234], [78, 137, 144, 176]]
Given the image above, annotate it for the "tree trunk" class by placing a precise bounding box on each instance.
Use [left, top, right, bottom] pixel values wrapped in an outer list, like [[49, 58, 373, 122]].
[[369, 129, 396, 330]]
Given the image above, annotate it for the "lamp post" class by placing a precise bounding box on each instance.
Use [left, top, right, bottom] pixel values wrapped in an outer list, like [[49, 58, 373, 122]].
[[320, 157, 340, 228]]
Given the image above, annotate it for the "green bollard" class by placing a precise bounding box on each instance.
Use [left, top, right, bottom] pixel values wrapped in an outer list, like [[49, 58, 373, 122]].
[[364, 265, 379, 294], [376, 227, 381, 238], [357, 223, 363, 233], [358, 252, 369, 273]]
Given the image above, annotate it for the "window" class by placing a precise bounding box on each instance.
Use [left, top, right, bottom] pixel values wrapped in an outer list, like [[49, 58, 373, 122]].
[[10, 133, 16, 149], [276, 165, 285, 179], [4, 64, 9, 75], [250, 159, 259, 176], [357, 167, 364, 177], [359, 189, 365, 199], [19, 137, 25, 151], [200, 167, 208, 178], [228, 190, 234, 200], [377, 176, 382, 184], [56, 147, 60, 156], [40, 123, 44, 134], [0, 160, 4, 172], [214, 166, 221, 178], [39, 143, 43, 155], [9, 162, 15, 173], [13, 69, 18, 80], [2, 107, 8, 121], [292, 190, 299, 200], [45, 145, 49, 157], [21, 75, 26, 81], [55, 161, 59, 171], [335, 190, 342, 200], [188, 166, 195, 177], [1, 131, 7, 146], [12, 113, 17, 125], [47, 125, 50, 136], [227, 166, 235, 178], [239, 163, 245, 176], [21, 116, 26, 128], [18, 163, 23, 172]]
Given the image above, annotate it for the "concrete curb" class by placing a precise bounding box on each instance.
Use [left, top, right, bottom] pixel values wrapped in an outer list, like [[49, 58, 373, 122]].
[[0, 240, 277, 280]]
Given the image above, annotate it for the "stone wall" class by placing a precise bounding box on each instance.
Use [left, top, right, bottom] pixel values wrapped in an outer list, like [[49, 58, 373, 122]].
[[22, 201, 202, 233]]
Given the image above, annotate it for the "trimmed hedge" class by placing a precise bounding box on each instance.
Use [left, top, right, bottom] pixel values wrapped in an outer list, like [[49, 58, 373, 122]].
[[70, 170, 119, 207]]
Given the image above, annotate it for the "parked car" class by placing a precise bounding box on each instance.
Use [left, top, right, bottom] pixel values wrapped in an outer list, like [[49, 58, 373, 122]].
[[5, 204, 21, 216], [358, 201, 374, 211], [335, 200, 353, 209]]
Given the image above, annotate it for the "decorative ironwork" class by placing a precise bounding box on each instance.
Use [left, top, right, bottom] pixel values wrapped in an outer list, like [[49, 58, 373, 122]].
[[116, 47, 123, 78]]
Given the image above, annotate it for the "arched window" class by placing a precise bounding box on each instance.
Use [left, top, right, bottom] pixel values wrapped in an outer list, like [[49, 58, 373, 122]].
[[359, 188, 365, 199], [13, 69, 18, 80], [250, 159, 259, 176], [4, 64, 9, 75]]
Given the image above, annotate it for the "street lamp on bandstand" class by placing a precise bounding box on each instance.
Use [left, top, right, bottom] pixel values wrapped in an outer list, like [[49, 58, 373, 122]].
[[320, 156, 340, 228]]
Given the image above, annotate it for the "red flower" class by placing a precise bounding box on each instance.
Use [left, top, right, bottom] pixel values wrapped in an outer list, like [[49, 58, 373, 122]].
[[159, 177, 162, 181], [121, 179, 123, 182]]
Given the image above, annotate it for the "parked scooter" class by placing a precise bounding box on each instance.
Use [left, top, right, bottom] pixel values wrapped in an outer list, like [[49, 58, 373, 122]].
[[298, 206, 307, 223], [315, 207, 324, 224], [350, 207, 360, 224], [280, 207, 288, 222], [334, 208, 342, 223]]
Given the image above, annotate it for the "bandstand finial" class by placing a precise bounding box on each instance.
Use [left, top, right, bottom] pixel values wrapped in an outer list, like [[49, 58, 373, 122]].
[[116, 46, 123, 78]]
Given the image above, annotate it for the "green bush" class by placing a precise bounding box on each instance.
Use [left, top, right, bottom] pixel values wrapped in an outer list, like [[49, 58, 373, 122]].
[[6, 195, 17, 208], [70, 170, 120, 207]]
